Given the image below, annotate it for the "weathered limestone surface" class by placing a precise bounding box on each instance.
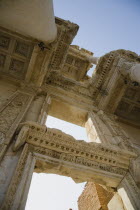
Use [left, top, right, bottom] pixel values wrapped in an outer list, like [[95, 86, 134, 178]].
[[13, 122, 136, 187], [78, 182, 113, 210], [108, 193, 125, 210], [0, 8, 140, 210], [0, 144, 21, 205]]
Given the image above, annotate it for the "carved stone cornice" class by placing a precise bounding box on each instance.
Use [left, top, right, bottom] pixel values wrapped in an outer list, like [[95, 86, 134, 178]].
[[62, 45, 93, 81], [47, 17, 79, 74], [92, 50, 140, 98], [46, 71, 92, 99], [46, 72, 92, 99], [13, 122, 136, 187], [90, 50, 140, 126]]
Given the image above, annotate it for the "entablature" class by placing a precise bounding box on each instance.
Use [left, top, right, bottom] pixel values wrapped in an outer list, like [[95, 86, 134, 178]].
[[62, 45, 93, 81], [46, 71, 92, 99], [13, 121, 136, 187], [91, 50, 140, 126]]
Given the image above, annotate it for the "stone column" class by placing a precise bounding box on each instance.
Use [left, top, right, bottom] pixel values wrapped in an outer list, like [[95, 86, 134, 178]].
[[0, 88, 35, 209], [0, 88, 50, 209], [85, 110, 133, 151], [86, 111, 140, 210], [118, 58, 140, 84], [117, 173, 140, 210], [0, 144, 35, 210], [85, 111, 117, 145], [128, 63, 140, 83], [0, 0, 57, 42], [86, 55, 99, 65], [23, 93, 51, 125]]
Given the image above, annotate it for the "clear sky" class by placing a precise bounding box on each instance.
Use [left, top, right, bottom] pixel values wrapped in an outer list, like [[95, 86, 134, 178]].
[[54, 0, 140, 57], [26, 1, 140, 210]]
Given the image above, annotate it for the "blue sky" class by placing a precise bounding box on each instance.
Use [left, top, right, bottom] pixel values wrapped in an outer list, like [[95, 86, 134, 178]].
[[26, 1, 140, 210], [54, 0, 140, 57]]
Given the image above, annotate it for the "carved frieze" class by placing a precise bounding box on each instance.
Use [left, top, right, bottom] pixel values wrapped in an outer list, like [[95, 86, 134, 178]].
[[48, 17, 79, 72], [62, 45, 92, 81], [33, 145, 126, 176], [0, 91, 33, 144], [14, 40, 30, 57], [46, 72, 92, 99], [14, 122, 136, 177], [91, 49, 140, 126]]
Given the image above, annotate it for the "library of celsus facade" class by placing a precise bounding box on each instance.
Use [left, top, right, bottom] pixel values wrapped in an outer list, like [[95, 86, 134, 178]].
[[0, 1, 140, 209]]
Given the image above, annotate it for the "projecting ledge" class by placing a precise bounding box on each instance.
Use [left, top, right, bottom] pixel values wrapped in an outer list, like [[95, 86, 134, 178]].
[[11, 121, 137, 188], [0, 0, 57, 42]]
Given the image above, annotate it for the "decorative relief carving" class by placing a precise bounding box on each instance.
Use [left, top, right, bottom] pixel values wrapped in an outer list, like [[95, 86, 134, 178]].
[[0, 17, 139, 210], [1, 144, 29, 210], [92, 51, 115, 97], [0, 92, 31, 143], [33, 145, 126, 176], [9, 59, 25, 74], [0, 29, 33, 79], [95, 111, 134, 151], [61, 45, 92, 81], [14, 122, 136, 177], [66, 55, 73, 64], [0, 34, 10, 49], [48, 17, 79, 72], [116, 50, 140, 63], [15, 41, 30, 57], [46, 72, 92, 99]]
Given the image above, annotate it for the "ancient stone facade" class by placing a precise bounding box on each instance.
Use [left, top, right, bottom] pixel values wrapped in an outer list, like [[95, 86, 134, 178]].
[[78, 182, 113, 210], [0, 7, 140, 210]]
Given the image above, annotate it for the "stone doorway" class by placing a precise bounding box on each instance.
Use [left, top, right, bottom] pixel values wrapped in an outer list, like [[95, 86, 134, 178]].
[[1, 120, 134, 209], [25, 173, 85, 210]]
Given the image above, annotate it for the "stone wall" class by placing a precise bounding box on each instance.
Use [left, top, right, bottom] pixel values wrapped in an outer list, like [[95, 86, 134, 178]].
[[118, 122, 140, 147], [78, 182, 113, 210]]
